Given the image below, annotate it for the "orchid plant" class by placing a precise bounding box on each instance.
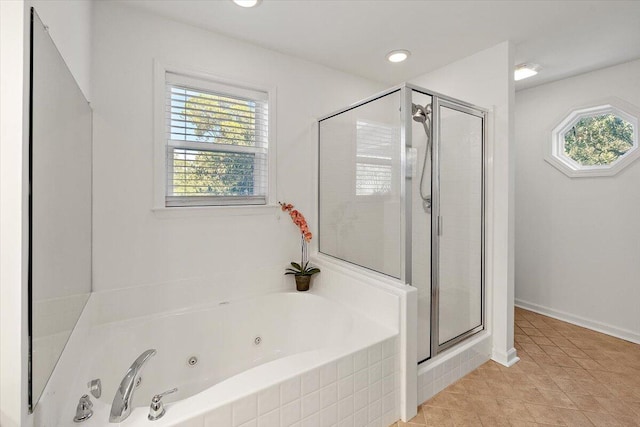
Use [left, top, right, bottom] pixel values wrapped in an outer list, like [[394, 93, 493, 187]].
[[279, 202, 320, 277]]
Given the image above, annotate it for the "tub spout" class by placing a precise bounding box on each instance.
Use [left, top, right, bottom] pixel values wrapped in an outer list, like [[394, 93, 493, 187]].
[[109, 349, 156, 423]]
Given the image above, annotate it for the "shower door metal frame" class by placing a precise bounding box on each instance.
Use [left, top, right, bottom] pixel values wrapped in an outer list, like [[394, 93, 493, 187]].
[[401, 87, 413, 285], [429, 96, 487, 356]]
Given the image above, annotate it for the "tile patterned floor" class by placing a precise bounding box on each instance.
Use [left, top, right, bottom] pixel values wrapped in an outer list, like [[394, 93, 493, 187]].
[[393, 307, 640, 426]]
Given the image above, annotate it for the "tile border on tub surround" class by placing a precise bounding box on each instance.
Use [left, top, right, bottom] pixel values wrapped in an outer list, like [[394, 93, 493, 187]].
[[417, 334, 491, 405], [171, 336, 399, 427]]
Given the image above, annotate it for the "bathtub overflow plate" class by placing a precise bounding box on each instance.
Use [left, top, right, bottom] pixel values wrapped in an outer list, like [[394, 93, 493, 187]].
[[254, 336, 262, 346], [187, 356, 198, 366]]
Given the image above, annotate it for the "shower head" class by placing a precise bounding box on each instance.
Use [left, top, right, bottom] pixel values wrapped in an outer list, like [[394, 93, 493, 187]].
[[412, 103, 432, 123]]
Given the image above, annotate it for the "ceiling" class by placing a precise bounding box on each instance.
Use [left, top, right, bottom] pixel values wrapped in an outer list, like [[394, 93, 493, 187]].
[[120, 0, 640, 90]]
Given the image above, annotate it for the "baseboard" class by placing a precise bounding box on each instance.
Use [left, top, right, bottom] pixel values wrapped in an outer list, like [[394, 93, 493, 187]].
[[515, 299, 640, 345], [491, 347, 520, 367]]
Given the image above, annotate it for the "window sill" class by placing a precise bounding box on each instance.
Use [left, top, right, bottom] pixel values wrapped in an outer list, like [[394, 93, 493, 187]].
[[152, 204, 279, 219]]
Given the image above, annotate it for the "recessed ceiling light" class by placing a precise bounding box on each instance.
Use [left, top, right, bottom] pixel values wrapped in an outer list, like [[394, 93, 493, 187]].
[[232, 0, 262, 7], [514, 63, 540, 81], [386, 50, 411, 63]]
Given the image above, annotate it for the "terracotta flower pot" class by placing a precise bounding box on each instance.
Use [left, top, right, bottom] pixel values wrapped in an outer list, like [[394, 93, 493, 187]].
[[294, 275, 311, 292]]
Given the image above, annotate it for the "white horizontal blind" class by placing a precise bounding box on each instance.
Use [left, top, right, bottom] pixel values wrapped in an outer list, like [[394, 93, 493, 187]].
[[355, 120, 397, 196], [165, 72, 269, 206]]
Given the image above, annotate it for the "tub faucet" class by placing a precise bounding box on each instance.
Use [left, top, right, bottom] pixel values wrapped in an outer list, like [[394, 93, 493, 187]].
[[109, 349, 157, 423]]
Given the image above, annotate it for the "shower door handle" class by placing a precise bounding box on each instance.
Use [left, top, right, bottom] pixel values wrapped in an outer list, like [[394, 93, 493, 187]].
[[437, 216, 443, 236]]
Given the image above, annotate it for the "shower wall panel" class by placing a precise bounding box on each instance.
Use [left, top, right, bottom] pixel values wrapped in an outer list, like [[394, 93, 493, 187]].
[[319, 91, 403, 279]]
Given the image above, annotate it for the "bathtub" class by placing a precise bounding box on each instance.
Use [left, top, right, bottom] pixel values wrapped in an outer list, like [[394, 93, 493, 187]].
[[66, 292, 399, 427]]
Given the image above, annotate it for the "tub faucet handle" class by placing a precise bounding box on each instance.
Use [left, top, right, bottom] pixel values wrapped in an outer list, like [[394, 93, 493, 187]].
[[73, 394, 93, 422], [88, 378, 101, 398], [148, 387, 178, 421]]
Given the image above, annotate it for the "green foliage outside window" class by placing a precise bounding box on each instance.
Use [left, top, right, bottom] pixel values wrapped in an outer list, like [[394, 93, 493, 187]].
[[170, 88, 261, 196], [172, 150, 255, 196], [184, 93, 256, 146], [563, 114, 633, 166]]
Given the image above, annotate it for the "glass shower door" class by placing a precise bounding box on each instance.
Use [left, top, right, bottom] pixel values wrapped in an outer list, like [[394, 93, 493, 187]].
[[432, 99, 485, 352]]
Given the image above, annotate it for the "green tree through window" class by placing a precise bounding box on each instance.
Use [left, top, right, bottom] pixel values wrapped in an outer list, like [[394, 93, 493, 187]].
[[172, 149, 255, 196], [563, 114, 633, 166], [168, 85, 267, 200]]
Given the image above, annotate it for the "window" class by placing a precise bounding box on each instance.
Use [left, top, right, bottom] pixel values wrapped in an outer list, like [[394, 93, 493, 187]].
[[355, 120, 398, 196], [563, 114, 633, 166], [157, 67, 272, 207], [547, 101, 640, 177]]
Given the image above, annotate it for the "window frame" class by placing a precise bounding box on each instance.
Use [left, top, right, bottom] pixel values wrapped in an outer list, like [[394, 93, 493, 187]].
[[153, 60, 277, 210], [547, 99, 640, 178]]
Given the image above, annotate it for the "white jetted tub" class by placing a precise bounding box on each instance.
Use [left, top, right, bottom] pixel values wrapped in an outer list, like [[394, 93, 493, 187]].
[[71, 292, 399, 426]]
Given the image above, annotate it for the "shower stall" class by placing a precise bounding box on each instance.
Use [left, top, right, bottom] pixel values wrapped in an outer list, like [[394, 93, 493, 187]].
[[318, 83, 486, 362]]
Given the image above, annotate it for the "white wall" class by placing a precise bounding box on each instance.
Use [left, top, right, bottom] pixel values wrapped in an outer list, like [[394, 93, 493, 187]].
[[515, 59, 640, 343], [90, 2, 382, 300], [0, 3, 30, 425], [0, 1, 92, 424], [30, 0, 92, 100], [409, 41, 518, 367]]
